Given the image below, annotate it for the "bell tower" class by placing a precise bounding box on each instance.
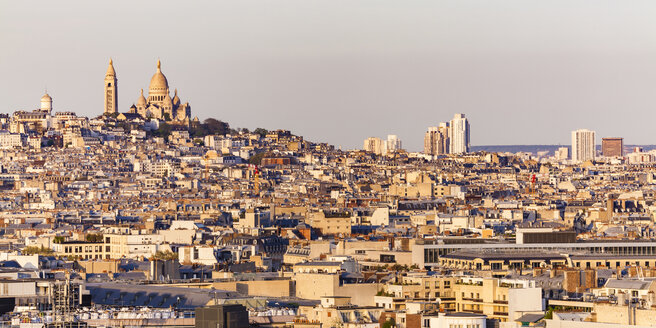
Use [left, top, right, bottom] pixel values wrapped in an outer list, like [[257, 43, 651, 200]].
[[104, 59, 118, 115]]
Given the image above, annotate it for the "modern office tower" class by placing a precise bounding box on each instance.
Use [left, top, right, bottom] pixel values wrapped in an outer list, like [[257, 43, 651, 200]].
[[424, 123, 450, 156], [555, 147, 569, 161], [424, 127, 439, 155], [104, 59, 118, 115], [438, 122, 450, 154], [363, 137, 385, 155], [386, 135, 402, 153], [602, 137, 623, 157], [571, 129, 596, 162], [449, 113, 470, 154]]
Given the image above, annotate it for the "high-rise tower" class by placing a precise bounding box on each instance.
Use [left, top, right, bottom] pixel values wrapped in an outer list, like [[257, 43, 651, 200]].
[[449, 113, 470, 154], [104, 59, 118, 115], [571, 129, 596, 162]]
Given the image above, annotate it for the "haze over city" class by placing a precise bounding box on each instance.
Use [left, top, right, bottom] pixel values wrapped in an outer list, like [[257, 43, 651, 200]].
[[5, 1, 656, 328], [3, 0, 656, 150]]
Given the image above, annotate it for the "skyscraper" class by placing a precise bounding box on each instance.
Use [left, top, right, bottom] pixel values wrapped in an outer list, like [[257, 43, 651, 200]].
[[386, 135, 402, 153], [602, 137, 623, 157], [571, 129, 596, 162], [424, 127, 439, 155], [104, 59, 118, 115], [449, 113, 470, 154], [363, 137, 385, 155], [424, 123, 449, 156]]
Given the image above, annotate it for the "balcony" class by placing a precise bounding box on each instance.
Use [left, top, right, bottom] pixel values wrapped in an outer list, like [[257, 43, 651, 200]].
[[493, 300, 508, 304], [462, 297, 483, 302], [493, 312, 508, 316]]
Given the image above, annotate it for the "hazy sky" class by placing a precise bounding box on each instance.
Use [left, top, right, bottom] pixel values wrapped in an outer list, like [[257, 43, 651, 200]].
[[2, 0, 656, 151]]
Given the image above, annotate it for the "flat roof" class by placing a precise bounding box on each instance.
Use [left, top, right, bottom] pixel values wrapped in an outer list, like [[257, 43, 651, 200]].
[[423, 241, 656, 249]]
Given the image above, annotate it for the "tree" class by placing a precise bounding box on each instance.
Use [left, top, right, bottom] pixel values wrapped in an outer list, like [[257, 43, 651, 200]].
[[189, 118, 231, 137], [202, 118, 230, 135], [23, 245, 54, 255], [152, 122, 172, 139], [151, 250, 178, 261], [53, 236, 65, 244], [382, 318, 396, 328], [248, 152, 266, 165], [86, 233, 103, 243], [253, 128, 268, 137]]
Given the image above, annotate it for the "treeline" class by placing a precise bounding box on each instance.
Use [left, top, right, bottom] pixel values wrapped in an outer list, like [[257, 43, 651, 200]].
[[152, 117, 270, 140]]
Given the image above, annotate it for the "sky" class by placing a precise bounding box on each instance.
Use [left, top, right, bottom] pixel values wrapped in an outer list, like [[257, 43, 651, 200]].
[[2, 0, 656, 151]]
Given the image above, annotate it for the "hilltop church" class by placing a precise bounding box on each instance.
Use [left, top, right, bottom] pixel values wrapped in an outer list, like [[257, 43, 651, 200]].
[[104, 59, 193, 124]]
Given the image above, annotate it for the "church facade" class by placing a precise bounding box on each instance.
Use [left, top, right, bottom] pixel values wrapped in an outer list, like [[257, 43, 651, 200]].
[[104, 59, 192, 124]]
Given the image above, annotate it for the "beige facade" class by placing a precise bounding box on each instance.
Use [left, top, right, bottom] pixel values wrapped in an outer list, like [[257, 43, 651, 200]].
[[293, 273, 380, 306], [298, 296, 383, 328], [309, 211, 352, 236]]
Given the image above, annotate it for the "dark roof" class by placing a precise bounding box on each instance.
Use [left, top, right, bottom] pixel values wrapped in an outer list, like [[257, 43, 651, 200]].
[[516, 313, 544, 323]]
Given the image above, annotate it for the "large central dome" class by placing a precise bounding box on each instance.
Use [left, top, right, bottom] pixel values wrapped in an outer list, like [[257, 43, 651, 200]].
[[149, 59, 169, 96]]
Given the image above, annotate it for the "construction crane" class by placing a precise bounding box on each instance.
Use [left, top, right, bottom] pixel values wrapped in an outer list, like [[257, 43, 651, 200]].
[[250, 164, 260, 194], [203, 150, 218, 180]]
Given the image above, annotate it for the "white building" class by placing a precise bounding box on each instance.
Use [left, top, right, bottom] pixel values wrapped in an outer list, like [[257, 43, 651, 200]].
[[449, 113, 470, 154], [555, 147, 569, 161], [571, 129, 596, 163], [0, 131, 25, 148], [386, 134, 402, 153], [425, 312, 486, 328], [363, 137, 385, 155]]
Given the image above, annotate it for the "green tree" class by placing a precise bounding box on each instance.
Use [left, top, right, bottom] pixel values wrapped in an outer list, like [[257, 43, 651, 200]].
[[53, 236, 65, 244], [248, 152, 266, 165], [85, 233, 104, 243], [253, 128, 268, 137], [151, 250, 178, 261], [22, 245, 54, 255], [153, 122, 172, 139], [382, 318, 396, 328]]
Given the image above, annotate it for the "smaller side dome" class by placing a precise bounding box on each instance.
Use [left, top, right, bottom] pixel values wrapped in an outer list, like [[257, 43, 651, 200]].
[[137, 89, 147, 106], [163, 92, 173, 106], [172, 88, 180, 106]]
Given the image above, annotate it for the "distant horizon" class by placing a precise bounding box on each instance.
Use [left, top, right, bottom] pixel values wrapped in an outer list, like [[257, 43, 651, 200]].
[[4, 1, 656, 150]]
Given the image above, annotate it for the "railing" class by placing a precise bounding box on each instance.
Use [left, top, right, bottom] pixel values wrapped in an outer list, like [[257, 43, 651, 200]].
[[493, 300, 508, 304], [493, 312, 508, 316], [462, 297, 483, 302]]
